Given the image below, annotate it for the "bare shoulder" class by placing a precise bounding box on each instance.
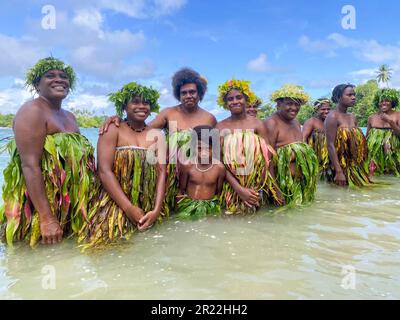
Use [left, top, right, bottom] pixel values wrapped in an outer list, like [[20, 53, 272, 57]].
[[63, 109, 77, 121], [159, 106, 178, 117], [303, 117, 316, 127], [264, 114, 278, 126], [252, 117, 264, 126], [179, 161, 192, 173], [264, 115, 279, 134], [100, 122, 119, 139], [14, 100, 46, 125], [368, 113, 377, 122], [293, 118, 301, 128], [349, 112, 357, 120], [216, 162, 226, 174], [251, 117, 266, 131], [200, 107, 217, 120], [325, 110, 339, 122], [215, 117, 230, 130]]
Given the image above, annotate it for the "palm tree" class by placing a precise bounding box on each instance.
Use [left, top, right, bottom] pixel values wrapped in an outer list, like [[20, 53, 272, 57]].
[[376, 64, 392, 87]]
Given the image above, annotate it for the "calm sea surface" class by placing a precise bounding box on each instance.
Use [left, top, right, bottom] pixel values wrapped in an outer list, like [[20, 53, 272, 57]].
[[0, 127, 399, 299]]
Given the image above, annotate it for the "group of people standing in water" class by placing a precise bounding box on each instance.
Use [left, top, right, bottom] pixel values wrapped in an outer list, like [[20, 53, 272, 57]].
[[1, 57, 399, 249]]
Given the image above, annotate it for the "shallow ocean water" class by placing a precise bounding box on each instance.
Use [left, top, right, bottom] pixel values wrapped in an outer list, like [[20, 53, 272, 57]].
[[0, 127, 399, 300]]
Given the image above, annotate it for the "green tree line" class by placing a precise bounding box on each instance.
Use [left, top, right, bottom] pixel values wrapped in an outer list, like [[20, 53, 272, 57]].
[[258, 79, 383, 126], [0, 109, 106, 128]]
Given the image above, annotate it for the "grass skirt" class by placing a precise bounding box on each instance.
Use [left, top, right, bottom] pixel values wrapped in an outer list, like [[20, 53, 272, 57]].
[[276, 142, 318, 206], [79, 148, 162, 250], [335, 127, 372, 187], [367, 128, 400, 176], [175, 195, 221, 220], [0, 133, 97, 247], [308, 130, 332, 180], [220, 131, 283, 214]]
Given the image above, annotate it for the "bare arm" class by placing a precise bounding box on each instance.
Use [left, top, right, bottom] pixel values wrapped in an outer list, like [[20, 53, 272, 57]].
[[256, 120, 271, 145], [387, 115, 400, 136], [97, 125, 144, 223], [302, 119, 314, 142], [148, 109, 169, 130], [14, 106, 63, 245], [325, 114, 346, 186], [216, 167, 226, 195], [264, 118, 278, 150]]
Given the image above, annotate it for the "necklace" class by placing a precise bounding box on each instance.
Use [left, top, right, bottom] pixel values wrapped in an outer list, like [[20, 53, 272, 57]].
[[195, 158, 214, 172], [126, 121, 147, 132]]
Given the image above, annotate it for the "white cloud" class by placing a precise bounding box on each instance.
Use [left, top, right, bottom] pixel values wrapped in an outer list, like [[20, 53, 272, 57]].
[[0, 81, 114, 115], [69, 29, 149, 80], [65, 93, 112, 115], [72, 8, 104, 37], [299, 33, 400, 64], [153, 0, 187, 16], [274, 44, 288, 59], [0, 85, 33, 114], [298, 35, 337, 57], [348, 68, 376, 78], [349, 64, 400, 88], [0, 34, 44, 78], [247, 54, 271, 73], [357, 41, 400, 63], [97, 0, 187, 18]]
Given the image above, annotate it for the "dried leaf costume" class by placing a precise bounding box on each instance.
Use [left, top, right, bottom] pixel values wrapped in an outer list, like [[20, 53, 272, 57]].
[[217, 80, 282, 214], [367, 89, 400, 176], [220, 131, 282, 214], [79, 82, 163, 249], [271, 84, 318, 206], [307, 99, 332, 180], [335, 127, 372, 186], [308, 130, 330, 179], [79, 147, 162, 249], [0, 133, 97, 247]]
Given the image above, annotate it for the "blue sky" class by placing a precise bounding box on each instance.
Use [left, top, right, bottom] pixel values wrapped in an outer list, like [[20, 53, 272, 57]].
[[0, 0, 399, 119]]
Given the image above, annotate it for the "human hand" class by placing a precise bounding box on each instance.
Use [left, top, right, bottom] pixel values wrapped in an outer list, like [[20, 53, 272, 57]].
[[40, 216, 63, 245], [334, 170, 347, 186], [138, 210, 159, 231], [99, 116, 122, 135], [125, 205, 145, 224], [237, 187, 260, 207]]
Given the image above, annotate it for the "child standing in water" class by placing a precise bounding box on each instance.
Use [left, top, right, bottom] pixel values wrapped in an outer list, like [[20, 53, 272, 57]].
[[79, 82, 167, 249], [176, 125, 226, 219]]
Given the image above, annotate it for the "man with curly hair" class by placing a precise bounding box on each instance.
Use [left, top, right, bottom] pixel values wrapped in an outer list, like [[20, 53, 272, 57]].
[[1, 57, 97, 247], [366, 88, 400, 176], [100, 67, 217, 132]]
